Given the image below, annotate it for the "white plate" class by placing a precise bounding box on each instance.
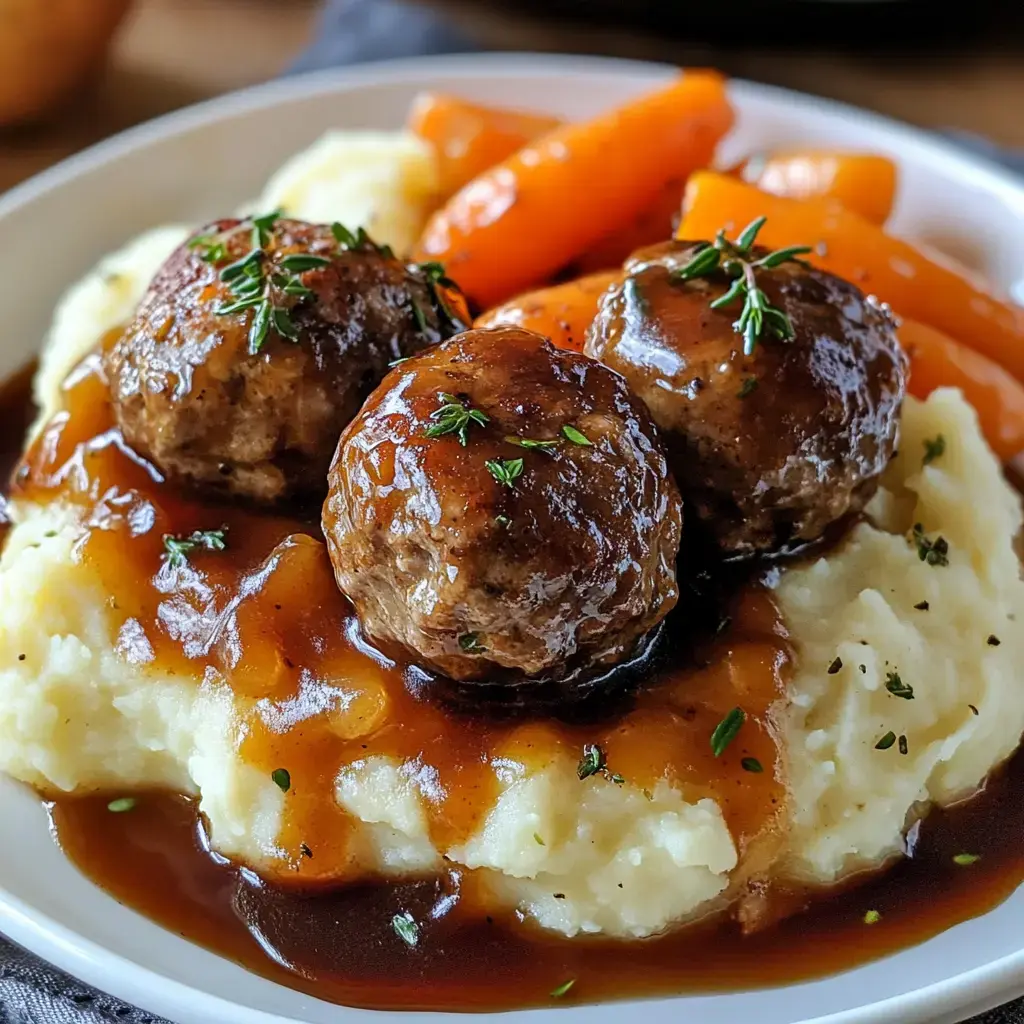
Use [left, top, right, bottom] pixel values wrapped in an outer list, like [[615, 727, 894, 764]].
[[1, 52, 1023, 1024]]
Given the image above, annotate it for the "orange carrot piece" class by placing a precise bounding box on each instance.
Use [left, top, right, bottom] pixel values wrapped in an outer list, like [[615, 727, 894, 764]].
[[900, 318, 1024, 462], [415, 71, 734, 311], [408, 92, 561, 198], [474, 271, 620, 353], [735, 151, 897, 226], [677, 172, 1024, 383]]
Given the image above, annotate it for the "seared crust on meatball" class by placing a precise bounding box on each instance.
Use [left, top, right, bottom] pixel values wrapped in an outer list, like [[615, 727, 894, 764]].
[[323, 326, 683, 683], [104, 218, 464, 504], [585, 241, 907, 556]]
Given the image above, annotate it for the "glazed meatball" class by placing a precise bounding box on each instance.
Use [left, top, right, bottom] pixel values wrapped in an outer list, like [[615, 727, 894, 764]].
[[104, 217, 465, 503], [585, 241, 907, 556], [323, 326, 683, 684]]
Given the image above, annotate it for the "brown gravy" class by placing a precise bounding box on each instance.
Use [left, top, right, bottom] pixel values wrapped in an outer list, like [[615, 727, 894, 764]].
[[1, 363, 1022, 1011]]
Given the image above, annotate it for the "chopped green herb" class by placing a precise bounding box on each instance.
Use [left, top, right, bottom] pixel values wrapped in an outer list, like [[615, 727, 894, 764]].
[[885, 670, 914, 700], [914, 600, 930, 611], [577, 743, 607, 780], [162, 528, 228, 569], [561, 424, 592, 446], [953, 853, 980, 866], [278, 253, 330, 273], [107, 797, 136, 813], [912, 523, 950, 566], [271, 768, 291, 792], [494, 514, 511, 527], [710, 707, 745, 757], [738, 376, 759, 399], [425, 392, 489, 446], [827, 656, 843, 675], [922, 434, 946, 465], [486, 457, 524, 488], [534, 833, 545, 846], [969, 704, 980, 716], [300, 843, 313, 858], [410, 301, 429, 332], [388, 356, 411, 367], [671, 217, 811, 356], [392, 911, 419, 947], [458, 632, 485, 653], [864, 909, 881, 925], [505, 435, 559, 450], [609, 773, 625, 785], [987, 635, 1001, 647], [875, 731, 897, 751], [550, 979, 576, 999], [642, 788, 653, 801], [741, 757, 764, 773], [898, 734, 909, 755]]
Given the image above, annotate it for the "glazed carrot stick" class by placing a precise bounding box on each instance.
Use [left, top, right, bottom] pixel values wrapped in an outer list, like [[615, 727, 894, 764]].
[[734, 151, 897, 226], [415, 71, 734, 311], [408, 93, 561, 198], [474, 271, 620, 353], [677, 172, 1024, 383], [899, 319, 1024, 462]]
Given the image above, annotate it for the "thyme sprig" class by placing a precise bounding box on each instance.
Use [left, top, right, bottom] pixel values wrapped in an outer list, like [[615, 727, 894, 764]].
[[425, 392, 489, 445], [672, 216, 812, 356], [162, 528, 227, 569]]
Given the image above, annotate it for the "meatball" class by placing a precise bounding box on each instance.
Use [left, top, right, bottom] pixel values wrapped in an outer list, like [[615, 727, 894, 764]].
[[585, 240, 907, 556], [104, 217, 466, 503], [323, 326, 682, 685]]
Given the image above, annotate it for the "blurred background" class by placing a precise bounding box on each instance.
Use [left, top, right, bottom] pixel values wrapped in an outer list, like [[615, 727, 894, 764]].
[[0, 0, 1022, 195]]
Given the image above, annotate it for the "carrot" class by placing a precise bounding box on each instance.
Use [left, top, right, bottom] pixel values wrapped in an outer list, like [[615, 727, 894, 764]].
[[407, 92, 561, 198], [474, 271, 620, 353], [734, 151, 897, 225], [415, 71, 734, 311], [899, 318, 1024, 462], [568, 178, 684, 275], [677, 172, 1024, 383]]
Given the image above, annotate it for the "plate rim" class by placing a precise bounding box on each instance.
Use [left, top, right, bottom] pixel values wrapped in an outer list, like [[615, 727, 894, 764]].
[[1, 49, 1023, 1024]]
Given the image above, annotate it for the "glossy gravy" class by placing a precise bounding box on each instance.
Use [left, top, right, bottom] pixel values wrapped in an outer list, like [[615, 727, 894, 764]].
[[2, 363, 1023, 1011]]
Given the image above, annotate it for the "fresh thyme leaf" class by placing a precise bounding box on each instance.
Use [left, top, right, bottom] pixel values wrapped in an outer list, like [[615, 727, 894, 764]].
[[331, 222, 359, 248], [271, 306, 299, 342], [577, 743, 607, 780], [392, 911, 419, 947], [914, 600, 930, 611], [534, 833, 545, 846], [670, 218, 811, 356], [738, 376, 758, 399], [271, 768, 291, 792], [741, 757, 764, 773], [885, 670, 914, 700], [911, 523, 950, 566], [486, 458, 524, 488], [494, 514, 511, 527], [162, 528, 228, 568], [561, 424, 592, 446], [248, 298, 272, 354], [875, 731, 897, 751], [389, 356, 411, 368], [107, 797, 136, 813], [505, 435, 559, 450], [250, 210, 281, 248], [609, 773, 625, 785], [550, 979, 576, 999], [279, 253, 331, 273], [710, 707, 745, 757], [410, 301, 429, 332], [425, 393, 489, 446], [864, 909, 881, 925], [898, 734, 909, 755], [953, 853, 980, 866], [969, 704, 979, 716], [458, 632, 485, 653], [923, 434, 946, 465]]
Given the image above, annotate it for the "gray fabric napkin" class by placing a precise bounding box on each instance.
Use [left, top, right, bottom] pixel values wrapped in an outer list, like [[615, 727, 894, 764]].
[[2, 1, 1023, 1021]]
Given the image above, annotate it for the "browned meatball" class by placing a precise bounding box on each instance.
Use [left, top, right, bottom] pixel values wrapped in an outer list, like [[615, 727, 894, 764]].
[[585, 241, 907, 556], [104, 217, 466, 504], [323, 326, 682, 684]]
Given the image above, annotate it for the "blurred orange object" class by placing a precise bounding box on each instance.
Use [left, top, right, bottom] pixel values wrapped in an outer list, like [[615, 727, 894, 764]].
[[408, 92, 561, 198], [416, 70, 734, 310], [475, 271, 620, 352], [677, 171, 1024, 383], [0, 0, 132, 126], [900, 318, 1024, 462], [735, 151, 897, 225]]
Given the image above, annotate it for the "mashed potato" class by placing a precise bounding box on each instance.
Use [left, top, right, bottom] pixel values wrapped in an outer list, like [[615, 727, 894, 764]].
[[779, 388, 1024, 882]]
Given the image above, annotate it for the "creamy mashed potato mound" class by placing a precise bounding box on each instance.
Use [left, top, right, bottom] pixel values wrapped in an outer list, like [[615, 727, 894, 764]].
[[4, 148, 1024, 941]]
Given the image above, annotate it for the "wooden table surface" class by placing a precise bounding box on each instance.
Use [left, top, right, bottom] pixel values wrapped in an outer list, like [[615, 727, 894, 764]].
[[0, 0, 1022, 195]]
